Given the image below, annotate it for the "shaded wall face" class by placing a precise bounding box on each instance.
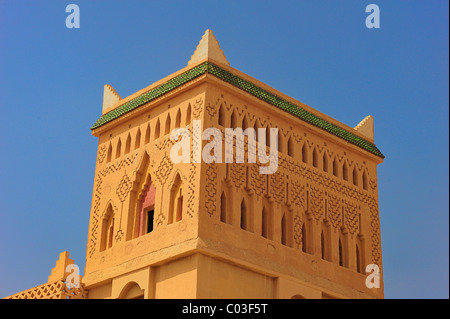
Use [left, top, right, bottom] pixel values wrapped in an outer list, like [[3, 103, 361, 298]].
[[196, 83, 383, 298]]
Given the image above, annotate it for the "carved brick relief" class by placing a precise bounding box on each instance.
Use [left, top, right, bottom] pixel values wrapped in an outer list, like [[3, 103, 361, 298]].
[[192, 97, 204, 120], [205, 164, 217, 217], [155, 154, 174, 186], [343, 200, 359, 235], [87, 154, 137, 258], [326, 193, 342, 229], [293, 213, 303, 249]]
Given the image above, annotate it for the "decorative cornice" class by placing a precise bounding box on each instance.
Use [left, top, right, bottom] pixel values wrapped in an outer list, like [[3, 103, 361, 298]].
[[91, 62, 384, 159]]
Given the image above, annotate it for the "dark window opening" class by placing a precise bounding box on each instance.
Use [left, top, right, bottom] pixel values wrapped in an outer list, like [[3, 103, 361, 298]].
[[147, 209, 154, 233], [176, 196, 183, 222]]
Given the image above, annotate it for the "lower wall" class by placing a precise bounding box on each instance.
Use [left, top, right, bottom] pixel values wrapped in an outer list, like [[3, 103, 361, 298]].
[[196, 254, 275, 299], [85, 252, 361, 299]]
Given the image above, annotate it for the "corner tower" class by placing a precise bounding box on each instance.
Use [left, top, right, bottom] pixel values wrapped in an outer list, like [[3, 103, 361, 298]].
[[84, 30, 385, 299]]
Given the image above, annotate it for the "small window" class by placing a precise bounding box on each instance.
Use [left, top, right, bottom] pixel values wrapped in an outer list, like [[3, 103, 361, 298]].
[[302, 144, 308, 163], [164, 114, 171, 136], [353, 167, 358, 186], [278, 133, 283, 153], [230, 110, 237, 129], [115, 138, 122, 159], [146, 209, 154, 233], [242, 115, 248, 131], [302, 221, 307, 253], [323, 153, 328, 172], [253, 121, 259, 141], [101, 204, 114, 252], [175, 109, 181, 128], [144, 124, 151, 144], [176, 195, 183, 222], [136, 179, 156, 238], [220, 192, 227, 223], [218, 105, 225, 126], [125, 134, 131, 154], [333, 158, 339, 177], [343, 162, 348, 181], [108, 218, 114, 249], [288, 137, 294, 157], [338, 230, 349, 268], [281, 214, 287, 245], [185, 104, 191, 125], [155, 119, 160, 139], [240, 199, 247, 230], [135, 129, 141, 150], [356, 244, 361, 273], [356, 236, 365, 274], [106, 143, 112, 163], [313, 148, 318, 168], [169, 174, 183, 224], [261, 206, 268, 238], [321, 231, 325, 259], [363, 171, 368, 190]]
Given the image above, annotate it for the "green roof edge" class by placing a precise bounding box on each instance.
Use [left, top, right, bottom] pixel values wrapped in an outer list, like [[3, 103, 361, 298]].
[[91, 62, 385, 159]]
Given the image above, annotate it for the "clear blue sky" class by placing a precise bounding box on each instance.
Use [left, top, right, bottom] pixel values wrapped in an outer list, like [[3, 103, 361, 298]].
[[0, 0, 448, 299]]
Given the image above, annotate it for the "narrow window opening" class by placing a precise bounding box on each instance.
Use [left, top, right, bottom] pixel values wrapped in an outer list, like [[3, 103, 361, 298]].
[[106, 143, 112, 163], [176, 195, 183, 222], [356, 244, 361, 273], [356, 235, 365, 274], [240, 199, 247, 230], [169, 174, 183, 224], [230, 110, 237, 129], [147, 209, 154, 233], [302, 221, 307, 253], [137, 179, 156, 238], [363, 171, 368, 190], [242, 115, 248, 131], [261, 207, 268, 238], [108, 218, 114, 249], [100, 204, 114, 252], [115, 139, 121, 159], [135, 129, 141, 150], [353, 167, 358, 186], [313, 148, 318, 168], [281, 214, 287, 245], [321, 231, 325, 259], [339, 230, 349, 268], [323, 153, 328, 172], [144, 124, 151, 144], [343, 162, 348, 181], [278, 133, 283, 153], [253, 121, 259, 141], [175, 109, 181, 128], [302, 144, 308, 163], [125, 134, 131, 154], [185, 104, 191, 125], [220, 192, 227, 223], [218, 104, 225, 126], [155, 119, 160, 139], [333, 158, 339, 177], [288, 137, 294, 157], [164, 114, 171, 136]]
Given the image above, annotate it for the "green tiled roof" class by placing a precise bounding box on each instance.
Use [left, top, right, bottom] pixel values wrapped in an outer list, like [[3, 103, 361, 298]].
[[91, 62, 384, 159]]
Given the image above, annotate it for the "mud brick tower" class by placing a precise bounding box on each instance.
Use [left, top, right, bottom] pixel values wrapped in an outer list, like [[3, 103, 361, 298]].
[[6, 30, 385, 299]]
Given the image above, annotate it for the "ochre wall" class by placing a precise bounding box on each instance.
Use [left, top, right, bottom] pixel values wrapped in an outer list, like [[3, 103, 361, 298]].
[[84, 59, 384, 298]]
